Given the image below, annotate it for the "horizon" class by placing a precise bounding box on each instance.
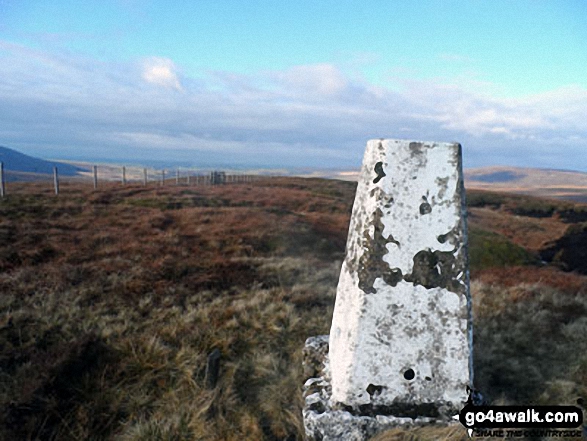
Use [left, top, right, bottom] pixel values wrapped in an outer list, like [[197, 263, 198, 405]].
[[1, 1, 586, 171], [4, 144, 587, 177]]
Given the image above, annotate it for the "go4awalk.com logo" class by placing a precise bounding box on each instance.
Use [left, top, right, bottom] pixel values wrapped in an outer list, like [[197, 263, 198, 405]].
[[457, 404, 584, 438]]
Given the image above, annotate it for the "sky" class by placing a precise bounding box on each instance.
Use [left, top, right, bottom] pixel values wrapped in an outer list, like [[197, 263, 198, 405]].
[[0, 0, 586, 170]]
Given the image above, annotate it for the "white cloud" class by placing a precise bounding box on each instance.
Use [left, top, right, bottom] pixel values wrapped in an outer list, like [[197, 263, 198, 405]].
[[141, 57, 182, 90], [399, 79, 587, 140], [270, 63, 349, 96], [0, 40, 586, 170]]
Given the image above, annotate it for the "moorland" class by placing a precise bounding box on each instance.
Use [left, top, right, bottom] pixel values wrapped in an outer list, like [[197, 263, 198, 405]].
[[0, 177, 586, 441]]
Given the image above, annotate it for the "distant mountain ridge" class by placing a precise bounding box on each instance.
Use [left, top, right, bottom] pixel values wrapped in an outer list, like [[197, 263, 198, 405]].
[[465, 166, 587, 203], [0, 146, 82, 177]]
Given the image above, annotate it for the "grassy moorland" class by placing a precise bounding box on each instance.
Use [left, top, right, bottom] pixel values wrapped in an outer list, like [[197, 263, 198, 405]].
[[0, 178, 586, 441]]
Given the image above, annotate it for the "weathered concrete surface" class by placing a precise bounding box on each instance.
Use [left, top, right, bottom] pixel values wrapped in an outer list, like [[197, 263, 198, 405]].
[[328, 139, 472, 417], [303, 336, 441, 441]]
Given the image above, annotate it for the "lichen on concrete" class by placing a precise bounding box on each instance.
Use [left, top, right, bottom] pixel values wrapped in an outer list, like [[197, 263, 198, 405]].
[[357, 207, 403, 293]]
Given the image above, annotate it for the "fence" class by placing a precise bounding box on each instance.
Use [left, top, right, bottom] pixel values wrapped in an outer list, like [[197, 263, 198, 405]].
[[0, 162, 264, 198]]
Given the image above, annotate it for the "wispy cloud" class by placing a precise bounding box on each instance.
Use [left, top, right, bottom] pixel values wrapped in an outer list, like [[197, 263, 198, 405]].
[[0, 40, 585, 170], [270, 63, 349, 97], [142, 57, 182, 91]]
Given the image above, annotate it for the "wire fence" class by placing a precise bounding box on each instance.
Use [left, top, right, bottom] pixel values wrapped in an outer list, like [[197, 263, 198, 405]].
[[0, 162, 265, 198]]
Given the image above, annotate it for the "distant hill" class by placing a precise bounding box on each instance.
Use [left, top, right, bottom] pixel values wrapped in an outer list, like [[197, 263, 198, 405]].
[[0, 146, 82, 180], [465, 166, 587, 203]]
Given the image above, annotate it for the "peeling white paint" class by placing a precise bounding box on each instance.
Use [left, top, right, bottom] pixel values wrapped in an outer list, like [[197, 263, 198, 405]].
[[329, 139, 472, 413]]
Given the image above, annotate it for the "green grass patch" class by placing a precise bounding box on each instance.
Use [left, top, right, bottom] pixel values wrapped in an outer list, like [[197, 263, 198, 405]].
[[469, 227, 538, 271]]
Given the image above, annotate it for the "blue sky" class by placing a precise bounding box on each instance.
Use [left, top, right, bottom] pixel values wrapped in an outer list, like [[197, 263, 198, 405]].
[[1, 1, 586, 170]]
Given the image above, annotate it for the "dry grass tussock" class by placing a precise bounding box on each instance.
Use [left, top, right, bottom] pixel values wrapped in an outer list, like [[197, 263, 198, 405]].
[[0, 262, 337, 440], [0, 179, 586, 440], [0, 179, 346, 440]]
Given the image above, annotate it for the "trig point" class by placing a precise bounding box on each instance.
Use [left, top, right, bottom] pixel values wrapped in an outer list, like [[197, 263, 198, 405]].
[[303, 139, 473, 440]]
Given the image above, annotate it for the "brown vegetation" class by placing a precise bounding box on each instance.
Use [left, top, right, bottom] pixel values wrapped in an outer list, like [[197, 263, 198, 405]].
[[0, 179, 586, 440]]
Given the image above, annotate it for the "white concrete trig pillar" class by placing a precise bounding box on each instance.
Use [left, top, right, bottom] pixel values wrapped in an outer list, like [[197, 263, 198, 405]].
[[303, 139, 473, 440], [329, 139, 472, 413]]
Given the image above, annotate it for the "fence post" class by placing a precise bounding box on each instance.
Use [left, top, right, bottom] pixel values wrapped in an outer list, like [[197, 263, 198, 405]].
[[176, 168, 180, 185], [160, 170, 165, 187], [53, 167, 59, 195], [0, 162, 5, 198], [143, 168, 148, 186], [187, 171, 190, 185], [93, 165, 98, 189], [122, 166, 126, 185]]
